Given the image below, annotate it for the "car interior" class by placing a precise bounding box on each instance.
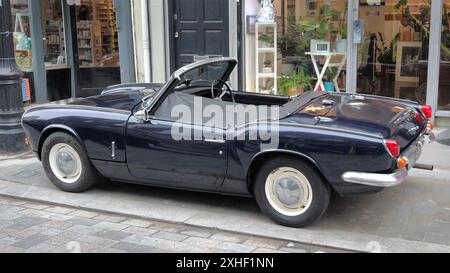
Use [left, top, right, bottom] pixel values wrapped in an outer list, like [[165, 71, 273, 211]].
[[152, 61, 329, 125]]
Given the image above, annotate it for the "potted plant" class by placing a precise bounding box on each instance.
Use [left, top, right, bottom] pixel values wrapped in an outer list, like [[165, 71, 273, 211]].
[[300, 4, 339, 50], [323, 67, 338, 92], [279, 70, 314, 96], [259, 33, 274, 48], [277, 21, 303, 75], [335, 4, 348, 53]]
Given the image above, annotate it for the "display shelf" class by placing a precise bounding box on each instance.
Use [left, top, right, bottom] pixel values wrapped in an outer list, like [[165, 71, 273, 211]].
[[255, 22, 277, 95]]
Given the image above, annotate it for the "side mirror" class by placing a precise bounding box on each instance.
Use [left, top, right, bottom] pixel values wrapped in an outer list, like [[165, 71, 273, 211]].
[[134, 109, 148, 121]]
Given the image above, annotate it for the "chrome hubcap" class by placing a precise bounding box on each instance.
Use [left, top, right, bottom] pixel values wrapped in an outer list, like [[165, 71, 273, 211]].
[[49, 144, 82, 184], [265, 167, 313, 217]]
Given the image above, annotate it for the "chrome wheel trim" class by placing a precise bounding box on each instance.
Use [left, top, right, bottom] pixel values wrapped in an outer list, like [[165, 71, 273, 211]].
[[265, 167, 313, 217], [48, 143, 82, 184]]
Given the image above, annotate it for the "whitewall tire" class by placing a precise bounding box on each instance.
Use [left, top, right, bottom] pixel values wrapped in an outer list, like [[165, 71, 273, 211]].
[[254, 157, 330, 228], [42, 132, 104, 193]]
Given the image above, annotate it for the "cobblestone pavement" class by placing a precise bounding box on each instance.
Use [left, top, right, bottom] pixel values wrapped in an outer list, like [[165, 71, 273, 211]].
[[0, 196, 346, 253]]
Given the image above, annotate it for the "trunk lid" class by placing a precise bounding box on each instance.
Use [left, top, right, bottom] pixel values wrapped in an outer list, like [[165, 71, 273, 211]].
[[291, 93, 426, 150]]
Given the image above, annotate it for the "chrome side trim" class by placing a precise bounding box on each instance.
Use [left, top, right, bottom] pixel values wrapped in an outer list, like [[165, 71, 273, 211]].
[[204, 139, 226, 144], [111, 141, 116, 159], [342, 169, 408, 188]]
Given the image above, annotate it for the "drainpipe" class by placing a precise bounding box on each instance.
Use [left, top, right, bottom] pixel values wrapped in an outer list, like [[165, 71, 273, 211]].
[[141, 0, 151, 83]]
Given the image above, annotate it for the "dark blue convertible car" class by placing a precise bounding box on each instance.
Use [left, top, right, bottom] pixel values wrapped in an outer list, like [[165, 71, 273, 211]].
[[22, 58, 435, 227]]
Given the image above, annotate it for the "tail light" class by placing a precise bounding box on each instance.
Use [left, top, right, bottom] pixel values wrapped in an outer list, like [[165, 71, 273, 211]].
[[420, 105, 433, 119], [384, 139, 400, 158], [415, 112, 425, 123]]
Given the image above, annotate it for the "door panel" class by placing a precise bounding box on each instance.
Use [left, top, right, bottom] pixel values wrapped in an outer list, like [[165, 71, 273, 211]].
[[126, 117, 228, 190], [173, 0, 229, 69]]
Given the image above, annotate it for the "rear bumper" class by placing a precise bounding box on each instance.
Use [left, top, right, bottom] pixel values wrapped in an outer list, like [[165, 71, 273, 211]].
[[342, 168, 408, 187], [341, 127, 433, 188]]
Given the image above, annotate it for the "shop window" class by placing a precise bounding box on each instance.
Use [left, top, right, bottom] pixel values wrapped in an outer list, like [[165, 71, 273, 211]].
[[438, 1, 450, 111], [356, 0, 431, 105], [246, 0, 348, 95], [41, 0, 66, 67], [11, 0, 33, 103], [75, 0, 120, 68], [11, 0, 32, 71]]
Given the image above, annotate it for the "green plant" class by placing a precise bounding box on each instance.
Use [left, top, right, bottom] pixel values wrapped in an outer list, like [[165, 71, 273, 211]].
[[378, 33, 400, 64], [442, 4, 450, 60], [323, 67, 338, 82], [299, 4, 340, 39], [279, 70, 314, 96], [277, 20, 304, 57], [337, 4, 348, 39], [394, 0, 439, 59], [259, 33, 274, 47]]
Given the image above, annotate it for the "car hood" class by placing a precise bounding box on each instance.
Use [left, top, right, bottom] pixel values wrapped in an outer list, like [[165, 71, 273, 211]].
[[69, 84, 163, 112], [284, 93, 425, 149]]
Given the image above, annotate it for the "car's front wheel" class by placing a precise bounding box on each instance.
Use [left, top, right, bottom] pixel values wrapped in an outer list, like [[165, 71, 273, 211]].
[[254, 157, 330, 228], [42, 132, 104, 193]]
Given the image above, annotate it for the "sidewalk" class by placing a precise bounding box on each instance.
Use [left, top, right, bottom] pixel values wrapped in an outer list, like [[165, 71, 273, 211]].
[[0, 129, 450, 253], [0, 196, 340, 253]]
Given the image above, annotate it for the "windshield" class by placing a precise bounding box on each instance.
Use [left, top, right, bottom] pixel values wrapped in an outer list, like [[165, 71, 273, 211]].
[[142, 58, 237, 110], [176, 61, 232, 89]]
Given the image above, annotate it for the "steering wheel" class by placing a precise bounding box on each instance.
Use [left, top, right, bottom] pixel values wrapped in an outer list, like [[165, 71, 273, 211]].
[[179, 78, 192, 87], [211, 79, 235, 103]]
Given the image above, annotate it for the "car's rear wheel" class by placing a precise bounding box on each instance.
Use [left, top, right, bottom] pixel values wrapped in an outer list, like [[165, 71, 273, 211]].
[[42, 132, 104, 193], [254, 157, 330, 228]]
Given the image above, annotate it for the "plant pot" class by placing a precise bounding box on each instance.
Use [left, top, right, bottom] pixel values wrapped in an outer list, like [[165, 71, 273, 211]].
[[280, 63, 295, 75], [336, 39, 347, 53], [324, 81, 335, 92], [287, 86, 305, 97], [260, 41, 272, 48]]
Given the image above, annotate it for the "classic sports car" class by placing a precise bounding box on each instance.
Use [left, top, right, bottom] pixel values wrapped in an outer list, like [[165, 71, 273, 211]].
[[22, 58, 435, 227]]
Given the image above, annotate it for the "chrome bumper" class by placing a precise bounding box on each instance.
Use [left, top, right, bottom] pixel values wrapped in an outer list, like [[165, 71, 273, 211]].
[[342, 127, 434, 188], [342, 169, 408, 188]]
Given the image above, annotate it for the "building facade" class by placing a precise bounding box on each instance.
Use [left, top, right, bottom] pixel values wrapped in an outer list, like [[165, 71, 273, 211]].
[[132, 0, 450, 126], [11, 0, 449, 126]]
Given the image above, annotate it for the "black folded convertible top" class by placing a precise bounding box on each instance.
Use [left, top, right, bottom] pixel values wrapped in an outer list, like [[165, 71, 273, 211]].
[[280, 91, 328, 117]]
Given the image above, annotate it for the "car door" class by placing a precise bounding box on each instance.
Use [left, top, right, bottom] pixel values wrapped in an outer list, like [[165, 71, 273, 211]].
[[126, 59, 236, 190], [126, 116, 228, 190]]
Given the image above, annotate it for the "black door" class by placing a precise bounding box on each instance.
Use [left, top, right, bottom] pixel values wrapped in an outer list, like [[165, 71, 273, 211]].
[[172, 0, 229, 69]]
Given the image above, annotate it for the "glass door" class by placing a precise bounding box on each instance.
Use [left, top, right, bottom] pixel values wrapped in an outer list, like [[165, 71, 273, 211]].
[[355, 0, 431, 105]]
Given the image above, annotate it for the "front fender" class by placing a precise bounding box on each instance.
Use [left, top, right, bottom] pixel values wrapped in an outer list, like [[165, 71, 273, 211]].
[[37, 124, 84, 159]]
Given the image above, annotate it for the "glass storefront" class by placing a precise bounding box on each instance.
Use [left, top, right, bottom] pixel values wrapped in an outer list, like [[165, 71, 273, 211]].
[[75, 0, 121, 97], [11, 0, 32, 71], [41, 0, 66, 67], [246, 0, 348, 95], [439, 1, 450, 110], [356, 0, 430, 105], [8, 0, 131, 104], [244, 0, 449, 110], [75, 0, 120, 68], [11, 0, 33, 102]]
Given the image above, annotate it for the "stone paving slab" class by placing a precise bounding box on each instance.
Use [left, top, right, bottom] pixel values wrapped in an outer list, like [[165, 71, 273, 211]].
[[0, 130, 450, 252], [0, 196, 333, 253]]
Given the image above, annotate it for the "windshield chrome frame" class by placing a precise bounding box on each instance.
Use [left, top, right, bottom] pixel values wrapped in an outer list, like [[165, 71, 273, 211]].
[[140, 57, 238, 115]]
